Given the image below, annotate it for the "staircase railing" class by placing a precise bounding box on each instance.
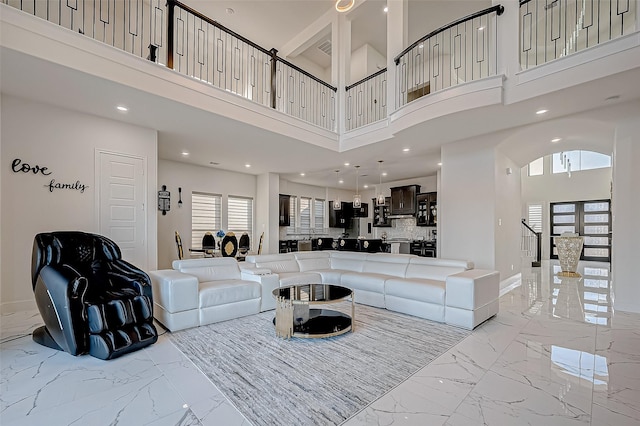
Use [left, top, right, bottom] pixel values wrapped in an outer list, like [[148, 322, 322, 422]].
[[394, 5, 504, 109], [521, 219, 542, 267], [519, 0, 636, 69], [345, 68, 387, 131]]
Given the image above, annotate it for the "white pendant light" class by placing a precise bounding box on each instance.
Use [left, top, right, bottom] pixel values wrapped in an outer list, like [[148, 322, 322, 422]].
[[333, 170, 342, 210], [376, 160, 386, 206], [353, 165, 361, 208]]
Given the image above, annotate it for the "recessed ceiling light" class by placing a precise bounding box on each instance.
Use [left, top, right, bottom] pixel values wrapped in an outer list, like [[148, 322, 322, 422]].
[[383, 6, 388, 12], [339, 179, 344, 184], [536, 109, 548, 115], [605, 95, 620, 101], [364, 184, 369, 188], [551, 137, 562, 142], [382, 172, 388, 176], [116, 105, 128, 112], [209, 161, 219, 165], [478, 26, 485, 31], [437, 162, 442, 166], [245, 164, 251, 168], [181, 151, 189, 156], [300, 172, 305, 176], [344, 162, 350, 166], [403, 148, 410, 152], [226, 7, 234, 14]]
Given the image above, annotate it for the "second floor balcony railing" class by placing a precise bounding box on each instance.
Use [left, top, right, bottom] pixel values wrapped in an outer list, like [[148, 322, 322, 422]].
[[4, 0, 637, 133], [345, 68, 387, 131], [167, 0, 337, 131], [519, 0, 636, 69], [394, 5, 505, 109]]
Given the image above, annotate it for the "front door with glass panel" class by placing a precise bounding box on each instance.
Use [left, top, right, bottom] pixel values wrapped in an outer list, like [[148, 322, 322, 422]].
[[550, 200, 611, 262]]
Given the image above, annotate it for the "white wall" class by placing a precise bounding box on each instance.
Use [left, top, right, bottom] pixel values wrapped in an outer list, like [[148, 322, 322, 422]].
[[1, 95, 158, 312], [521, 154, 612, 259], [157, 160, 257, 269], [350, 44, 386, 84], [494, 149, 522, 278], [440, 136, 497, 273], [611, 121, 640, 313]]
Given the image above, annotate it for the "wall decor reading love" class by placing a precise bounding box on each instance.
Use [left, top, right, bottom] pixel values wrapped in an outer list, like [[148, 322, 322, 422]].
[[11, 158, 89, 194]]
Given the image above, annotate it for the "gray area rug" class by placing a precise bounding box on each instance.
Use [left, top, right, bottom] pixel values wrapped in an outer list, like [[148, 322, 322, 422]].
[[170, 303, 470, 426]]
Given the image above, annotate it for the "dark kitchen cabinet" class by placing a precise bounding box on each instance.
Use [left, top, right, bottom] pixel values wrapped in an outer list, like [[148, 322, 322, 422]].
[[279, 194, 290, 226], [372, 197, 392, 227], [417, 192, 437, 226], [352, 202, 368, 218], [329, 201, 353, 228], [410, 240, 437, 257], [390, 185, 420, 215]]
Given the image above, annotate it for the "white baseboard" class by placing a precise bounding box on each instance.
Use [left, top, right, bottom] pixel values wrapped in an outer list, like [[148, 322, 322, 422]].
[[500, 273, 522, 297]]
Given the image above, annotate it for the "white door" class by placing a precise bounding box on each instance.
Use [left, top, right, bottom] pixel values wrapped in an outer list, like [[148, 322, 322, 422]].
[[99, 152, 146, 269]]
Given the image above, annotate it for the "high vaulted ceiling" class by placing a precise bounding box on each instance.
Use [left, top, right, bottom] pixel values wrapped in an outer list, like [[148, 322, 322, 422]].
[[2, 0, 639, 191]]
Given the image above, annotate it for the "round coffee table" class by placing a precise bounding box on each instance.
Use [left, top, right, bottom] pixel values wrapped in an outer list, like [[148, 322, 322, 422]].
[[272, 284, 355, 339]]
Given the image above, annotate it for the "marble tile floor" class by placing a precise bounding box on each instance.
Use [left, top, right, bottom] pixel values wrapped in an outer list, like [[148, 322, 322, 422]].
[[1, 260, 639, 425]]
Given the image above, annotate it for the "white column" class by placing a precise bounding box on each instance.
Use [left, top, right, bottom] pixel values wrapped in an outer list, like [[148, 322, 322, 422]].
[[256, 173, 280, 255], [495, 0, 522, 91], [611, 120, 640, 313], [386, 0, 408, 114], [332, 14, 351, 135]]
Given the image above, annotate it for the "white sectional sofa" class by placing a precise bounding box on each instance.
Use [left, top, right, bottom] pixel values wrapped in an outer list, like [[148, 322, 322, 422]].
[[148, 258, 279, 331], [243, 251, 499, 329], [149, 251, 499, 332]]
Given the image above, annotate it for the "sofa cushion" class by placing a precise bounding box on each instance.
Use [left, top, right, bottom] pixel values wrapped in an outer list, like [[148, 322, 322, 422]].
[[294, 252, 331, 272], [363, 253, 410, 278], [199, 280, 261, 308], [385, 278, 446, 305], [315, 269, 344, 285], [246, 254, 300, 274], [405, 257, 472, 281], [278, 272, 322, 286], [340, 272, 388, 294], [173, 258, 241, 281], [329, 252, 367, 272]]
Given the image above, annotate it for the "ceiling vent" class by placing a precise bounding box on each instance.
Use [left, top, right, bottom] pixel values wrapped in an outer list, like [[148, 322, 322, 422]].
[[317, 39, 332, 56]]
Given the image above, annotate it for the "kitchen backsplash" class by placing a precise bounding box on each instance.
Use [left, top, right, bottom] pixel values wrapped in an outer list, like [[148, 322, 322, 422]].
[[279, 217, 436, 241], [372, 218, 436, 241]]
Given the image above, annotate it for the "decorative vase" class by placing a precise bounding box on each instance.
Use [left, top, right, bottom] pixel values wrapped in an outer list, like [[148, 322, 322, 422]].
[[554, 235, 584, 277]]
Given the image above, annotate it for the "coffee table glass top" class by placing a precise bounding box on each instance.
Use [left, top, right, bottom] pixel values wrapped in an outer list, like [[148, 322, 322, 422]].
[[272, 284, 352, 303], [272, 284, 354, 339]]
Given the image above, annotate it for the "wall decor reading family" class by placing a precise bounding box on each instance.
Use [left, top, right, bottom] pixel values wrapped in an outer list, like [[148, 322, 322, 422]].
[[11, 158, 89, 194]]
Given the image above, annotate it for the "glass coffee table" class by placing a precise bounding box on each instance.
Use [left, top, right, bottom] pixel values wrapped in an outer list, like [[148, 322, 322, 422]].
[[272, 284, 355, 339]]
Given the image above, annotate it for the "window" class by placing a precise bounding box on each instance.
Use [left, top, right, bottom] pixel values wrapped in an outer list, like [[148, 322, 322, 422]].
[[314, 199, 325, 232], [287, 196, 297, 234], [527, 204, 543, 232], [299, 197, 311, 232], [191, 192, 221, 248], [552, 150, 611, 174], [228, 196, 253, 243], [528, 157, 544, 176]]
